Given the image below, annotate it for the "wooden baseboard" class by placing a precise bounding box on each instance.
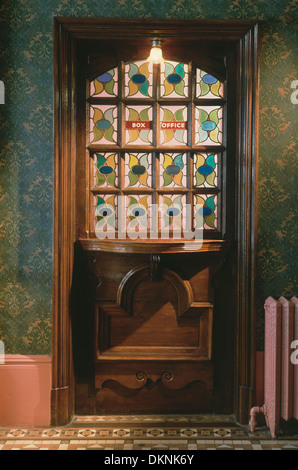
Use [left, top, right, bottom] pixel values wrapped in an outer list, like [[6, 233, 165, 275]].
[[0, 355, 52, 427]]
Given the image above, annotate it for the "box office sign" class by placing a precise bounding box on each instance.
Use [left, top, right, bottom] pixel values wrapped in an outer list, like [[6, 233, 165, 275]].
[[125, 121, 187, 130]]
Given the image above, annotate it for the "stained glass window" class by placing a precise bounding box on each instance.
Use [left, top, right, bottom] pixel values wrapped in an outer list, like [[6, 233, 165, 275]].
[[126, 195, 152, 233], [125, 61, 153, 98], [94, 153, 118, 188], [194, 194, 217, 230], [88, 59, 225, 238], [195, 106, 223, 145], [160, 153, 187, 188], [194, 153, 218, 188], [196, 70, 224, 99], [90, 105, 118, 144], [160, 61, 188, 98], [159, 194, 187, 233], [95, 195, 117, 234], [125, 153, 152, 188], [160, 106, 188, 145], [125, 105, 153, 145], [90, 67, 118, 97]]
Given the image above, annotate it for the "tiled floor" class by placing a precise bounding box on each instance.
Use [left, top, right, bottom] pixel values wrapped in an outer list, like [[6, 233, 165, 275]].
[[0, 414, 298, 450]]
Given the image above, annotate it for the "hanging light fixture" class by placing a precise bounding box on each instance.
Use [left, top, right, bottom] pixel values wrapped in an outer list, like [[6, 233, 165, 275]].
[[148, 39, 163, 64]]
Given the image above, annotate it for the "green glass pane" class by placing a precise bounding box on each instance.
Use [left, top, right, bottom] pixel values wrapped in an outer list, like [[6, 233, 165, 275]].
[[125, 106, 153, 145], [160, 153, 187, 188], [125, 153, 152, 188], [196, 69, 224, 99], [126, 194, 152, 233], [194, 194, 217, 230], [125, 60, 153, 98], [160, 106, 188, 145], [90, 105, 117, 144], [195, 107, 223, 145], [160, 61, 188, 98], [194, 153, 218, 188], [95, 153, 118, 188], [90, 67, 118, 97], [95, 195, 117, 235], [159, 194, 186, 232]]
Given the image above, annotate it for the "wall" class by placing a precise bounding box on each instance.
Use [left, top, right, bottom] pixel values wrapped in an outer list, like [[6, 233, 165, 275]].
[[0, 1, 297, 423]]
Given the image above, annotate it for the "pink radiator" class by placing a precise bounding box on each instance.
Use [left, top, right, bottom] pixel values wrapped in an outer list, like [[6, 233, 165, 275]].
[[249, 296, 298, 438]]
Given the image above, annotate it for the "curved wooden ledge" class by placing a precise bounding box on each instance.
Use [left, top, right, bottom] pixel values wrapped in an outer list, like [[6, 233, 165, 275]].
[[116, 263, 194, 317], [79, 238, 230, 254]]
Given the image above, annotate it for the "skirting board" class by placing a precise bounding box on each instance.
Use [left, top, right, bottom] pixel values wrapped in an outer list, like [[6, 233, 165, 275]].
[[0, 355, 52, 427]]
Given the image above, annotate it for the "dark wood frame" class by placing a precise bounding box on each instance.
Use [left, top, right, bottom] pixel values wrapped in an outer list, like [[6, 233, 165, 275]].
[[52, 18, 258, 425]]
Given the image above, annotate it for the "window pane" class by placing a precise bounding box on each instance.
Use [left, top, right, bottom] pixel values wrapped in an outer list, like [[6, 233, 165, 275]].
[[90, 67, 118, 97], [124, 153, 152, 188], [195, 106, 223, 145], [95, 195, 117, 234], [160, 152, 187, 188], [125, 61, 153, 98], [90, 104, 118, 144], [125, 105, 153, 145], [194, 153, 218, 188], [126, 194, 152, 232], [159, 194, 187, 233], [196, 69, 224, 99], [160, 61, 188, 98], [160, 105, 188, 145], [194, 194, 218, 229], [94, 153, 118, 188]]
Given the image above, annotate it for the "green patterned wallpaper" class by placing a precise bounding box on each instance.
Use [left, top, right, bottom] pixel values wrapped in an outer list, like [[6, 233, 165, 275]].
[[0, 1, 297, 354]]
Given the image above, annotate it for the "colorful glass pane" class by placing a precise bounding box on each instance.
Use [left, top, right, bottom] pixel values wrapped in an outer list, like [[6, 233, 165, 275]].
[[94, 153, 118, 188], [126, 194, 152, 233], [160, 153, 187, 187], [95, 195, 117, 235], [195, 106, 223, 145], [90, 67, 118, 97], [90, 105, 117, 144], [160, 61, 188, 98], [125, 105, 153, 145], [196, 69, 224, 99], [194, 194, 217, 229], [194, 153, 218, 187], [160, 106, 188, 145], [159, 194, 186, 233], [125, 61, 153, 98], [125, 153, 152, 188]]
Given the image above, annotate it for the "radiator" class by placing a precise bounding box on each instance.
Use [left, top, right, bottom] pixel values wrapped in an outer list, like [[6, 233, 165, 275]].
[[249, 296, 298, 438]]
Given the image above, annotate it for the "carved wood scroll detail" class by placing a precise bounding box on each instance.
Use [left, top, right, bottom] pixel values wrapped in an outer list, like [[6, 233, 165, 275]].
[[95, 367, 213, 392]]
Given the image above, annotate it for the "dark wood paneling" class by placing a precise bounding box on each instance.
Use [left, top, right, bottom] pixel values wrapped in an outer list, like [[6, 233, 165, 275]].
[[72, 248, 220, 414]]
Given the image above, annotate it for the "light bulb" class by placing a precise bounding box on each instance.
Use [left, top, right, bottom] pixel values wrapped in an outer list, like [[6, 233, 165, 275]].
[[148, 39, 163, 64]]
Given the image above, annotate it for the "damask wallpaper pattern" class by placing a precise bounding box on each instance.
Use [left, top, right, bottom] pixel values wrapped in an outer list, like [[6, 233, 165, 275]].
[[0, 0, 297, 354]]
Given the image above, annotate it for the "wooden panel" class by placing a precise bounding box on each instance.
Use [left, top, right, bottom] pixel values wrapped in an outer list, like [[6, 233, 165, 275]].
[[98, 300, 212, 350], [89, 250, 215, 413], [94, 361, 213, 414], [95, 378, 213, 414]]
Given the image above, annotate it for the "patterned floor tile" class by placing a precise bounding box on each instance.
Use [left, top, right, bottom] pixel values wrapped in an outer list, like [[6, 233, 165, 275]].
[[0, 414, 297, 450]]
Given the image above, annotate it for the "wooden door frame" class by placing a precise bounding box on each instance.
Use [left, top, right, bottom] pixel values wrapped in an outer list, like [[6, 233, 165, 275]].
[[52, 18, 259, 426]]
